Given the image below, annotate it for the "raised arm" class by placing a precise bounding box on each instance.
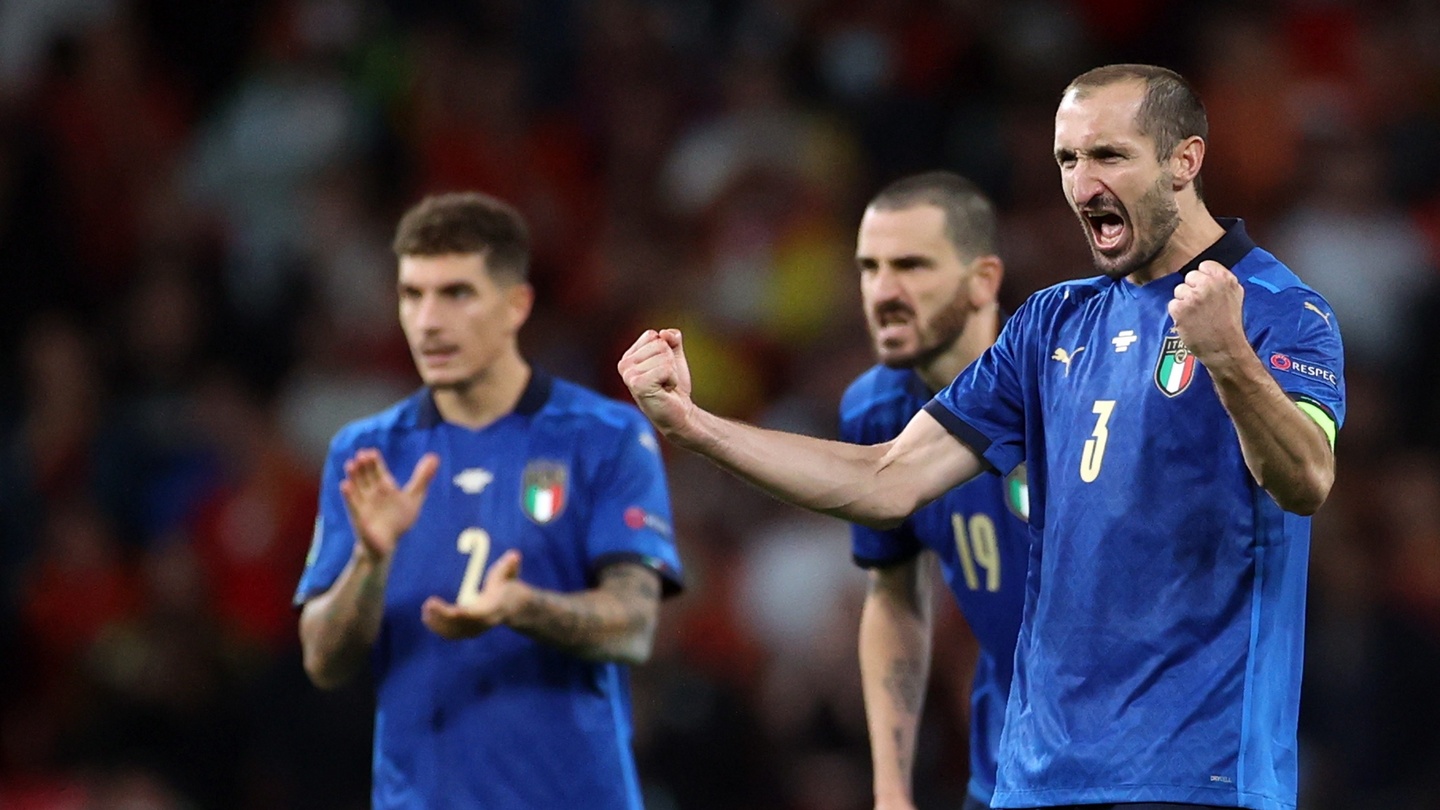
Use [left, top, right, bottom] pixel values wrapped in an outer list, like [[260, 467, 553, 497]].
[[618, 329, 984, 527], [1170, 261, 1334, 514], [420, 557, 663, 665], [859, 554, 936, 810]]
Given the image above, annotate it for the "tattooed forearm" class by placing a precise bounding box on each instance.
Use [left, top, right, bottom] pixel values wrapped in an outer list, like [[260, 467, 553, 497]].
[[892, 727, 912, 776], [506, 563, 662, 664], [299, 551, 393, 689], [884, 657, 925, 715]]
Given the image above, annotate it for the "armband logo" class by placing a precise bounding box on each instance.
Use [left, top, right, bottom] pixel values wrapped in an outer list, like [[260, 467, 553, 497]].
[[624, 506, 673, 538], [1269, 353, 1338, 387]]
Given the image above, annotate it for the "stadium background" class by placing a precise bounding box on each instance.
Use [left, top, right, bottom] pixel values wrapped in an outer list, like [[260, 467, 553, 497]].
[[0, 0, 1437, 808]]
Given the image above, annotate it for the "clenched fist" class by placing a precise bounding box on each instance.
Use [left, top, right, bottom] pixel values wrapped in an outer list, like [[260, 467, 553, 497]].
[[1168, 260, 1248, 369], [617, 329, 697, 442]]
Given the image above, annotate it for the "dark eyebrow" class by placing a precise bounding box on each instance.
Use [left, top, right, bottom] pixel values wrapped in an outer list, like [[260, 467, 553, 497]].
[[1089, 144, 1129, 159], [890, 254, 932, 269], [1057, 143, 1132, 162], [856, 253, 933, 271]]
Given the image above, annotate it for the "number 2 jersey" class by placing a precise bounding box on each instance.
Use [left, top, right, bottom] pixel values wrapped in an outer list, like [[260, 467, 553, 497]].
[[840, 366, 1029, 806], [923, 220, 1345, 810], [294, 372, 684, 810]]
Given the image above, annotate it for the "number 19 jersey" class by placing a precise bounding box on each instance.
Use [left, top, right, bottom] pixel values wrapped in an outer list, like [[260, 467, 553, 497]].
[[924, 220, 1345, 810], [840, 366, 1029, 807]]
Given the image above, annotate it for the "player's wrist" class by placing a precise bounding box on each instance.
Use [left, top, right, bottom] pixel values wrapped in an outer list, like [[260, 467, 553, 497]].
[[352, 539, 392, 567], [670, 404, 719, 452], [1198, 339, 1259, 382], [872, 784, 915, 810], [494, 580, 533, 626]]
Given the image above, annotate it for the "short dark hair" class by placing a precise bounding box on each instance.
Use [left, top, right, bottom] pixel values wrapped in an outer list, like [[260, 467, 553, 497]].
[[391, 192, 530, 282], [1064, 64, 1208, 161], [867, 171, 997, 260]]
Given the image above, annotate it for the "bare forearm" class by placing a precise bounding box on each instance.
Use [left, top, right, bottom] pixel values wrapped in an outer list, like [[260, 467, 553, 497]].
[[859, 564, 933, 805], [506, 566, 661, 665], [299, 549, 390, 689], [674, 408, 977, 528], [1208, 351, 1334, 514]]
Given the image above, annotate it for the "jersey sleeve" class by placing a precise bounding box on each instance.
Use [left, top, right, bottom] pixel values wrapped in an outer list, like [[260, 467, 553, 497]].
[[293, 431, 360, 605], [585, 415, 684, 596], [838, 391, 924, 569], [1249, 287, 1347, 437], [925, 297, 1035, 475]]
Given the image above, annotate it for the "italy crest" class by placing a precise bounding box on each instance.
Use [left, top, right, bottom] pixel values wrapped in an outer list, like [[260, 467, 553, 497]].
[[1153, 332, 1196, 397], [521, 461, 568, 524]]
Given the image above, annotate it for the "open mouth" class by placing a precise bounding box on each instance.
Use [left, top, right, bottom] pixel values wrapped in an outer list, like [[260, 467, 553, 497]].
[[1083, 209, 1129, 254], [873, 307, 914, 344]]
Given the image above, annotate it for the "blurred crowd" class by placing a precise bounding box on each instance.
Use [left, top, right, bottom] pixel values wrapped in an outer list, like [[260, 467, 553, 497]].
[[0, 1, 1438, 809]]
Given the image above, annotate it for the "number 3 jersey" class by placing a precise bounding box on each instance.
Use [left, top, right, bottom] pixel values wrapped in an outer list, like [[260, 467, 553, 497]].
[[840, 366, 1029, 807], [294, 372, 684, 810], [924, 220, 1345, 810]]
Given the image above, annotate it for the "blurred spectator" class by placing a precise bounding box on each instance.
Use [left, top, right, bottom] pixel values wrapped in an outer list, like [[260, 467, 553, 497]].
[[1270, 134, 1434, 371], [0, 1, 1436, 808]]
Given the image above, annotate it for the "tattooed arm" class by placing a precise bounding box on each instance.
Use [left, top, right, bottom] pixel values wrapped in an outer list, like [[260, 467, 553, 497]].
[[859, 553, 936, 810], [299, 450, 439, 690], [422, 557, 664, 666], [299, 549, 393, 689]]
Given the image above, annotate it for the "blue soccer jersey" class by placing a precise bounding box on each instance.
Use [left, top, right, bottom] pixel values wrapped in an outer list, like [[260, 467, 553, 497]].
[[294, 372, 684, 810], [923, 220, 1344, 810], [840, 366, 1029, 806]]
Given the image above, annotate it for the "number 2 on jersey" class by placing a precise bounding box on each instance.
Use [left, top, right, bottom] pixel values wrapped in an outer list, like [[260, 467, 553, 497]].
[[952, 513, 1000, 592], [1080, 399, 1116, 483], [456, 528, 492, 605]]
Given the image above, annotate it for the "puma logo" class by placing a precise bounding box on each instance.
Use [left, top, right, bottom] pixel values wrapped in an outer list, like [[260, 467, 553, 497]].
[[1051, 346, 1085, 376], [1304, 301, 1333, 327]]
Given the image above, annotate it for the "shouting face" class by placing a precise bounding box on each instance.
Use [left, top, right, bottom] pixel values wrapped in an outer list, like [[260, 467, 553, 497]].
[[1054, 79, 1181, 280]]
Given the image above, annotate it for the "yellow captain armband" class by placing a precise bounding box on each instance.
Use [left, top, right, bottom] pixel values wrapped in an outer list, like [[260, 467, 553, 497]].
[[1294, 399, 1336, 450]]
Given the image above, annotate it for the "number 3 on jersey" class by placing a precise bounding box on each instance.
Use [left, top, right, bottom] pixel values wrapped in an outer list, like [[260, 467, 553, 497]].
[[1080, 399, 1116, 483]]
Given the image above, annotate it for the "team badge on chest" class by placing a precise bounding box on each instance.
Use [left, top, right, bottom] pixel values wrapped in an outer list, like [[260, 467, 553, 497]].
[[1154, 332, 1197, 397], [521, 461, 568, 524]]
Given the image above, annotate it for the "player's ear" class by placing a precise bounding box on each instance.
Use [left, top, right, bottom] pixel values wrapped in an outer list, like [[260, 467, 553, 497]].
[[506, 281, 535, 330], [967, 255, 1004, 307], [1171, 135, 1204, 191]]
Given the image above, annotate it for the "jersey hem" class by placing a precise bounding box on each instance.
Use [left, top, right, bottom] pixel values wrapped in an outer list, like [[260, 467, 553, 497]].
[[990, 783, 1294, 810], [921, 401, 1000, 472]]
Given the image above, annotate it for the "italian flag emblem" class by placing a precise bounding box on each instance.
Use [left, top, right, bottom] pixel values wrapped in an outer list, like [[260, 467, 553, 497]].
[[1154, 333, 1197, 397], [521, 461, 568, 524], [1004, 464, 1030, 522]]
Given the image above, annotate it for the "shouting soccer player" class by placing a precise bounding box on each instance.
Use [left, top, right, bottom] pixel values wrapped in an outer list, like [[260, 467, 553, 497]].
[[620, 64, 1342, 810]]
